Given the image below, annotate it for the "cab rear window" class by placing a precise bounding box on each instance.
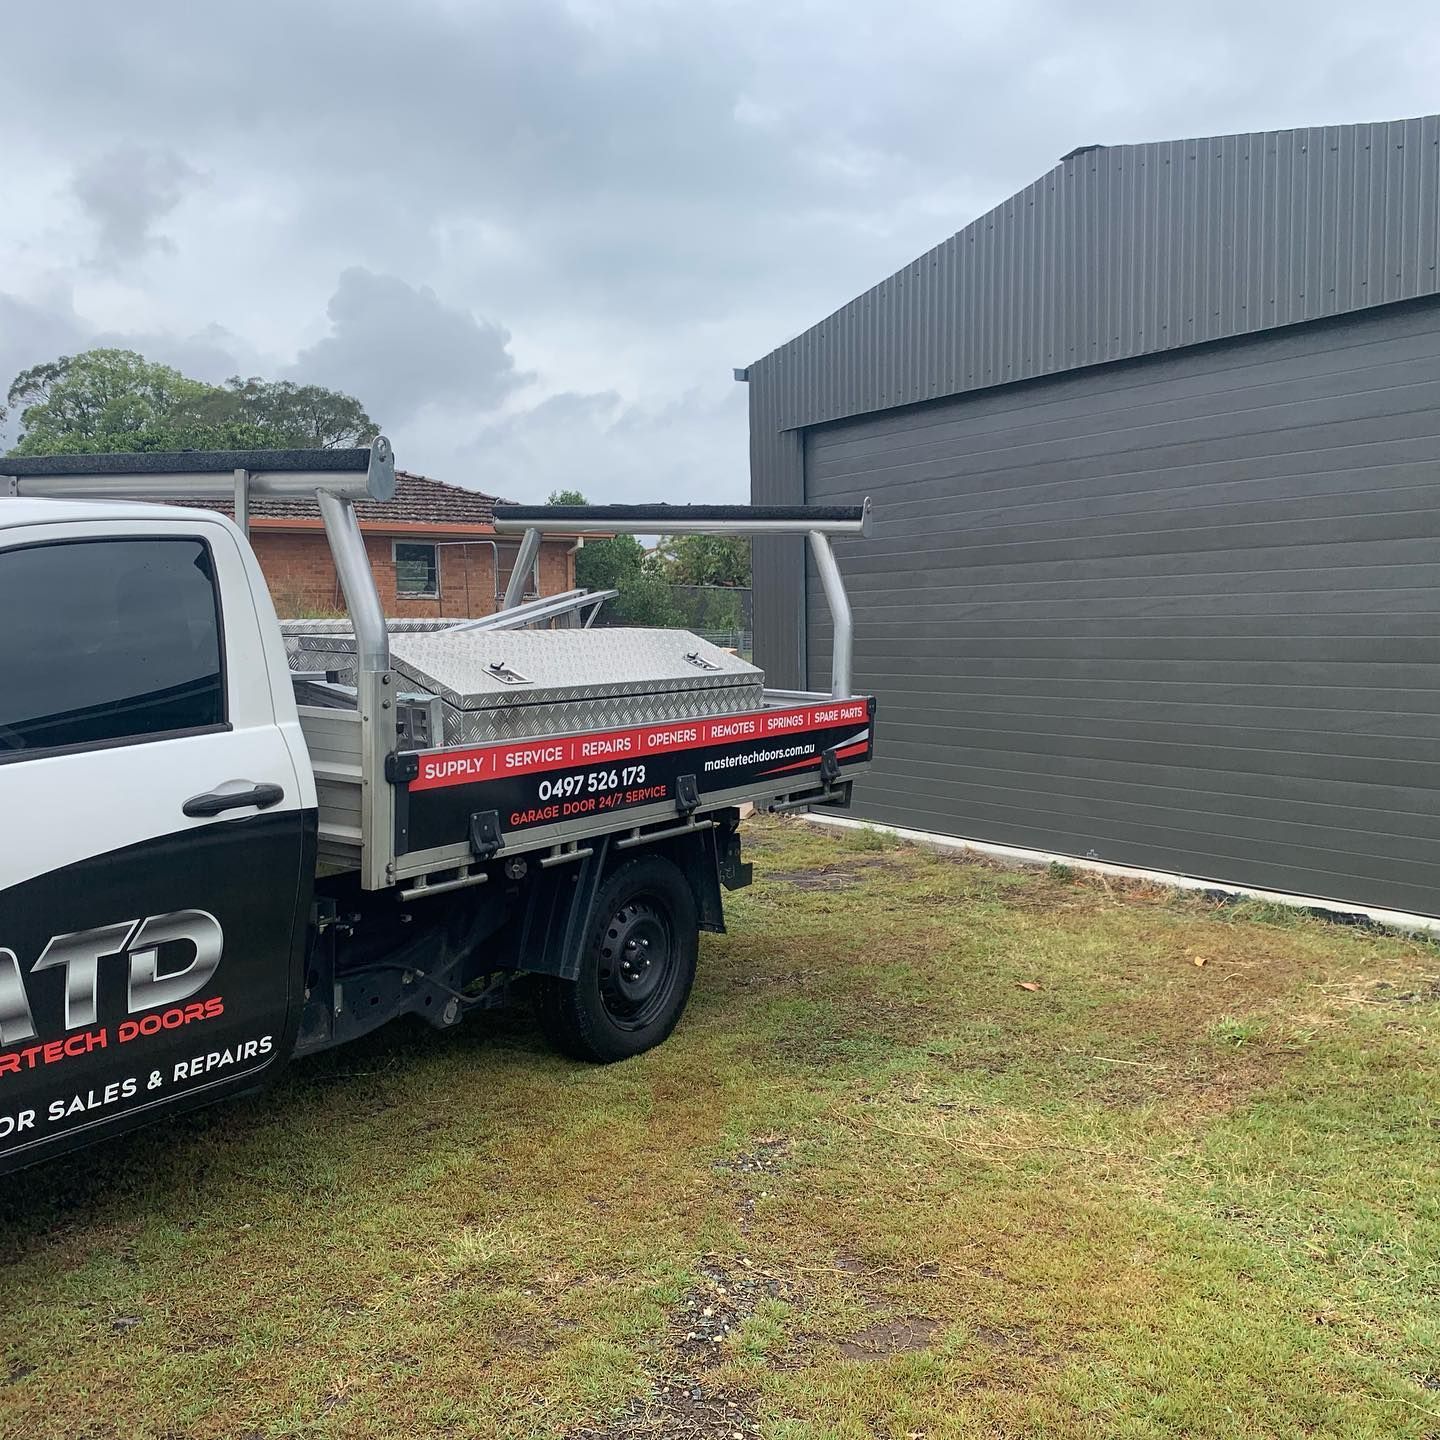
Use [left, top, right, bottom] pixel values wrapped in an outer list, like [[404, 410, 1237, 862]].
[[0, 537, 225, 756]]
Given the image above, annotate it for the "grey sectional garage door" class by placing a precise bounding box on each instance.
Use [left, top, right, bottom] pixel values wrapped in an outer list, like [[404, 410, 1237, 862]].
[[804, 300, 1440, 916]]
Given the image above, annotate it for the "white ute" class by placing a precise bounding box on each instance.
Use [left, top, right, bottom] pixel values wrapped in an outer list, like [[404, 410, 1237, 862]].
[[0, 441, 873, 1174]]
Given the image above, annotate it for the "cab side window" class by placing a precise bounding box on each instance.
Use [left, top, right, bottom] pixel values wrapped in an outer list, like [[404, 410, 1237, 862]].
[[0, 537, 225, 756]]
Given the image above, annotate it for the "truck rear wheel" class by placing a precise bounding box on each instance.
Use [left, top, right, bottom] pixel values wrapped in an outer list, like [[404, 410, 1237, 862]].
[[536, 855, 698, 1063]]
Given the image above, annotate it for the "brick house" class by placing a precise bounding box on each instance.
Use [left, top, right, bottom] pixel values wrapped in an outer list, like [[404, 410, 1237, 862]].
[[186, 471, 581, 619]]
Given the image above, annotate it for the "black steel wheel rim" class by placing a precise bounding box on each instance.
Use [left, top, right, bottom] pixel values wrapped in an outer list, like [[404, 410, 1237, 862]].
[[597, 896, 677, 1030]]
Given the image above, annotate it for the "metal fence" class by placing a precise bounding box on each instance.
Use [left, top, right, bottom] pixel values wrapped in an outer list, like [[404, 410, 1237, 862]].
[[692, 629, 753, 656]]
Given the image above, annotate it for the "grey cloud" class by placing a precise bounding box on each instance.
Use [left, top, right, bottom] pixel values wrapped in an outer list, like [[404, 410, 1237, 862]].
[[5, 1, 1440, 494], [71, 145, 202, 267], [0, 291, 254, 445], [441, 386, 749, 506], [0, 290, 87, 443], [89, 322, 253, 386], [290, 269, 529, 424], [0, 290, 85, 384]]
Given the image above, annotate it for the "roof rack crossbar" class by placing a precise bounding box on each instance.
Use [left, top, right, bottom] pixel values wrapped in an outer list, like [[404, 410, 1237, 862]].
[[0, 438, 396, 504], [491, 500, 870, 537], [492, 499, 872, 700]]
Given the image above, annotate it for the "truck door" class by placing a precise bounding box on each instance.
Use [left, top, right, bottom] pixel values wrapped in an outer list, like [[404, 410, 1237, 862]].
[[0, 517, 313, 1175]]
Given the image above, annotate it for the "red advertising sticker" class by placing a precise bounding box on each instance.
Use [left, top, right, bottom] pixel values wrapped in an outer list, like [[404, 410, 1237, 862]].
[[409, 701, 870, 792]]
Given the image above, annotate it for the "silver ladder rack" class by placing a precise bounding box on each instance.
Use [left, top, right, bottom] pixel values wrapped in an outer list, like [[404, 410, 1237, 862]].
[[491, 500, 871, 699], [446, 586, 618, 632]]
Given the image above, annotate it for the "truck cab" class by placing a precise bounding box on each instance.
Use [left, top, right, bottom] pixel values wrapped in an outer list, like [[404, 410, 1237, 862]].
[[0, 499, 316, 1168]]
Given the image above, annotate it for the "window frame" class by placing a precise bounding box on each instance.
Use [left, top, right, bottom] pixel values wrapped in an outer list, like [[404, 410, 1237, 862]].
[[0, 533, 231, 766], [391, 539, 440, 599]]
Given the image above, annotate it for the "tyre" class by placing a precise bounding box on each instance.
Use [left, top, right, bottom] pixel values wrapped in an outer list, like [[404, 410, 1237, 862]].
[[536, 855, 698, 1063]]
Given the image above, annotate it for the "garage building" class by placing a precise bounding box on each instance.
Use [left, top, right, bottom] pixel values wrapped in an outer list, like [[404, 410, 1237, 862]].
[[746, 115, 1440, 917]]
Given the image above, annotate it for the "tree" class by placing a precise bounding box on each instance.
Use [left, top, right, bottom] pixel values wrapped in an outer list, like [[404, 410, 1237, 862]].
[[551, 489, 683, 627], [6, 350, 215, 454], [691, 587, 745, 633], [575, 530, 683, 626], [653, 533, 750, 588], [205, 377, 377, 449], [5, 348, 378, 455], [574, 530, 645, 594]]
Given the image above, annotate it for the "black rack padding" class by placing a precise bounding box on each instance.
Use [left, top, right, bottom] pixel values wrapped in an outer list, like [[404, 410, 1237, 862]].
[[5, 448, 373, 477], [493, 502, 865, 523]]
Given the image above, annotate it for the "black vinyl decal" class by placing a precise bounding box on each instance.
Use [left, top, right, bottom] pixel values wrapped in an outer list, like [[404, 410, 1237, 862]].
[[401, 700, 873, 854], [0, 809, 314, 1175]]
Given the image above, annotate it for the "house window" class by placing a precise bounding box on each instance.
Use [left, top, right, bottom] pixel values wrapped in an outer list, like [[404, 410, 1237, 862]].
[[393, 541, 438, 598]]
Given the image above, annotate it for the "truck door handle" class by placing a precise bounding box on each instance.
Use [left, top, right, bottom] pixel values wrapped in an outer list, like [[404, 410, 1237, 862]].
[[183, 782, 286, 818]]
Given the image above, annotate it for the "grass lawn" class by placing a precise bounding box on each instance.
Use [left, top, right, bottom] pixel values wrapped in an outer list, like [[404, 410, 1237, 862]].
[[2, 815, 1438, 1439]]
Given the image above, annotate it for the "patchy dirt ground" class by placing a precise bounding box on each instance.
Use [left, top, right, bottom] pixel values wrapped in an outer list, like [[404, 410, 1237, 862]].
[[2, 816, 1438, 1439]]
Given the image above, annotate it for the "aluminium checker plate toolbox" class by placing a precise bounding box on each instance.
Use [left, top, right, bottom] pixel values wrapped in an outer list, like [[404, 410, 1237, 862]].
[[294, 626, 765, 745]]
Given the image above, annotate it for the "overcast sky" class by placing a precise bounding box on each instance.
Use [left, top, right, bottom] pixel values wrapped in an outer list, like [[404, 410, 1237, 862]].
[[2, 1, 1437, 501]]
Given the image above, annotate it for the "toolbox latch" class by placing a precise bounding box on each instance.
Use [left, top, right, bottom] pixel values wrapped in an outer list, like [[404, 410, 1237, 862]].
[[675, 774, 700, 815], [484, 659, 532, 685], [468, 809, 503, 859]]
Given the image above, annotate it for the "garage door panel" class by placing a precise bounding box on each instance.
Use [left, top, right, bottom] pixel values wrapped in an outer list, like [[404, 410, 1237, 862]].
[[830, 508, 1440, 573], [854, 793, 1439, 916], [875, 708, 1440, 777], [825, 672, 1440, 719], [873, 746, 1440, 827], [813, 433, 1440, 517], [866, 463, 1440, 539], [849, 578, 1440, 619], [804, 302, 1440, 914], [809, 385, 1440, 491], [890, 694, 1440, 743], [831, 534, 1440, 583], [812, 424, 1440, 531], [880, 708, 1440, 766], [810, 645, 1440, 696], [874, 748, 1440, 838], [850, 615, 1440, 649], [808, 316, 1440, 469], [863, 785, 1434, 892], [868, 764, 1438, 875], [866, 765, 1435, 875], [833, 522, 1440, 579], [862, 721, 1440, 791]]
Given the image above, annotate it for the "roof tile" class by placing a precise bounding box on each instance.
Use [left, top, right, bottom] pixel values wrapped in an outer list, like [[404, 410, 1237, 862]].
[[165, 470, 511, 528]]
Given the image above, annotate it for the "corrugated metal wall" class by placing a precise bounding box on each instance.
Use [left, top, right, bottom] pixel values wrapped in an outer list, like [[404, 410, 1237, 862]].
[[802, 299, 1440, 916], [758, 116, 1440, 430], [751, 115, 1440, 688]]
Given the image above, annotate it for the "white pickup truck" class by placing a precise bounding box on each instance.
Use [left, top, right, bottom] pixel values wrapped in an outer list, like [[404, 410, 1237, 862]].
[[0, 442, 873, 1174]]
